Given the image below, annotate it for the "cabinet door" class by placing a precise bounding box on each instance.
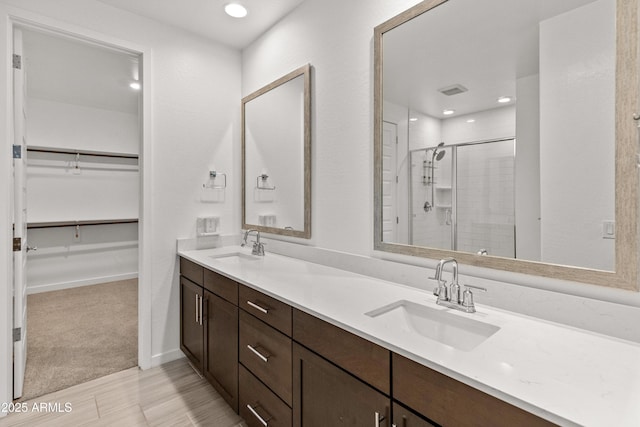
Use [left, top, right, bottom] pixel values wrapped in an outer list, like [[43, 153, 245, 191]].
[[204, 290, 239, 412], [293, 343, 390, 427], [392, 402, 437, 427], [180, 277, 204, 372]]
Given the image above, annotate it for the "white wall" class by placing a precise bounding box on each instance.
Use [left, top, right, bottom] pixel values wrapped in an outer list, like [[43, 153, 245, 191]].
[[539, 0, 616, 271], [28, 98, 139, 154], [0, 0, 242, 399]]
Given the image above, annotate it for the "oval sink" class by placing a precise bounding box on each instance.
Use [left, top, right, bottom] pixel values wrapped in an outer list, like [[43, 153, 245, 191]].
[[365, 300, 500, 351]]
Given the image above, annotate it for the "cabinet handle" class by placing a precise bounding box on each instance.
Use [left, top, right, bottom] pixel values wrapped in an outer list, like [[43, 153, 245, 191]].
[[247, 344, 269, 362], [246, 403, 269, 427], [199, 294, 203, 326], [375, 411, 386, 427], [195, 294, 199, 324], [246, 300, 269, 314]]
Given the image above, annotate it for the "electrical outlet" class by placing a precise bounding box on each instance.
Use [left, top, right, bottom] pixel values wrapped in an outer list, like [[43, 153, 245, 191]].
[[602, 220, 615, 239]]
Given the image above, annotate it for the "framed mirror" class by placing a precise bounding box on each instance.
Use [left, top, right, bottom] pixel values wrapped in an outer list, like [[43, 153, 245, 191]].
[[374, 0, 639, 290], [242, 64, 311, 238]]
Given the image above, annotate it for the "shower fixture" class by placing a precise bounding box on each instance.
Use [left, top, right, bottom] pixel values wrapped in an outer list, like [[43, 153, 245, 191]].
[[423, 142, 446, 212]]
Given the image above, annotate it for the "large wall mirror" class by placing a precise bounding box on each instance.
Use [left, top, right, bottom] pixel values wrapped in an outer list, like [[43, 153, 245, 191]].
[[243, 64, 311, 238], [374, 0, 640, 290]]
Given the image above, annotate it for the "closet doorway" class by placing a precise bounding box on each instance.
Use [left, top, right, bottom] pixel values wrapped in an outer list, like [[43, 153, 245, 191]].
[[12, 24, 142, 401]]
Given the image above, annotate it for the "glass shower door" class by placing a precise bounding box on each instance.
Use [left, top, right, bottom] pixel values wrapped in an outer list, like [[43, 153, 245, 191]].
[[455, 139, 516, 257]]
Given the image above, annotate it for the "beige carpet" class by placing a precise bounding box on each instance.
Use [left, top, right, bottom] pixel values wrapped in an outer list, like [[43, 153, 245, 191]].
[[19, 279, 138, 401]]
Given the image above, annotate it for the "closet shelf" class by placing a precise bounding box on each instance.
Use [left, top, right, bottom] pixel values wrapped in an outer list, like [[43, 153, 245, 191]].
[[27, 218, 139, 229], [27, 146, 139, 160]]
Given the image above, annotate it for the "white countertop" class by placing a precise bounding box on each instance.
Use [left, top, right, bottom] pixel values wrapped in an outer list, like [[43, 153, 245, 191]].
[[179, 246, 640, 427]]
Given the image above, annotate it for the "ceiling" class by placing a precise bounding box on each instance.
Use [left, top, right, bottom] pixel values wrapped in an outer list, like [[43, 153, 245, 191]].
[[383, 0, 601, 119], [96, 0, 305, 49], [23, 29, 140, 114]]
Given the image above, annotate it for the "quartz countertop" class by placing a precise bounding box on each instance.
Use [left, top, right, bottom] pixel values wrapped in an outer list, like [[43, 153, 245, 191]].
[[178, 246, 640, 427]]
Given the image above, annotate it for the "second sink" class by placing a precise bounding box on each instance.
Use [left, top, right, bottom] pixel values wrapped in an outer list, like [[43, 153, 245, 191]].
[[365, 300, 500, 351]]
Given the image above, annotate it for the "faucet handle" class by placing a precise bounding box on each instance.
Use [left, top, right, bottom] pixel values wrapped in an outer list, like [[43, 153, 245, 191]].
[[461, 285, 486, 313]]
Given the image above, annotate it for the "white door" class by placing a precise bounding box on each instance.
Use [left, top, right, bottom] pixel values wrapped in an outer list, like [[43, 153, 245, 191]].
[[382, 121, 398, 242], [12, 27, 28, 400]]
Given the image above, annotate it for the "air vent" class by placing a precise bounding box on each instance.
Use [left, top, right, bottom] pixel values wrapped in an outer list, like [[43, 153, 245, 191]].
[[438, 84, 468, 96]]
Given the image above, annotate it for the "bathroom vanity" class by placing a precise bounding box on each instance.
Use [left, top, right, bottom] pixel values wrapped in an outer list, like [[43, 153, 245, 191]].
[[178, 247, 640, 426]]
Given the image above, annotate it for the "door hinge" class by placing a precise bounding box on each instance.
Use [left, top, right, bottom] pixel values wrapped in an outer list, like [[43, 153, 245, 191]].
[[13, 144, 21, 159], [13, 328, 21, 343], [13, 237, 21, 251], [12, 54, 21, 70]]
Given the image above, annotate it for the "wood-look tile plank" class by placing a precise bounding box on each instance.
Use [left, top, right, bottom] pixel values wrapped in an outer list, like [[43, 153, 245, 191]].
[[0, 358, 245, 427]]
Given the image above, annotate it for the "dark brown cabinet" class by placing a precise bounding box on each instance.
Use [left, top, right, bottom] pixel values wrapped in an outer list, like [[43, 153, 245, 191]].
[[180, 258, 239, 412], [180, 276, 204, 372], [293, 343, 390, 427], [392, 402, 437, 427], [204, 290, 238, 412]]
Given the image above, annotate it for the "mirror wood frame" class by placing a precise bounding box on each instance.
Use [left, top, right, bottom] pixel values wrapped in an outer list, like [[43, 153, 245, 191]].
[[242, 63, 312, 239], [373, 0, 640, 291]]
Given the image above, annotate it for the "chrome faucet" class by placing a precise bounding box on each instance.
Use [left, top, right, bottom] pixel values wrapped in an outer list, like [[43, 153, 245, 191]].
[[431, 258, 486, 313], [241, 229, 265, 256]]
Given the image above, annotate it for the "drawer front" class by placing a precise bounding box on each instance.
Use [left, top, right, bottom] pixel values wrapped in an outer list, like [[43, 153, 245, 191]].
[[292, 308, 390, 395], [204, 268, 238, 305], [180, 257, 203, 285], [239, 310, 293, 406], [392, 354, 555, 427], [240, 284, 292, 336], [240, 365, 292, 427]]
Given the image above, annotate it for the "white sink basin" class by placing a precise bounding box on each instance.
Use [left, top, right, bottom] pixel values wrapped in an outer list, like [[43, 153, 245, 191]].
[[365, 300, 500, 351], [208, 252, 261, 264]]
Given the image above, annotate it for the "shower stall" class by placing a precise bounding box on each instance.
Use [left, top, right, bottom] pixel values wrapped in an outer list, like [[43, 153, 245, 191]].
[[409, 138, 516, 257]]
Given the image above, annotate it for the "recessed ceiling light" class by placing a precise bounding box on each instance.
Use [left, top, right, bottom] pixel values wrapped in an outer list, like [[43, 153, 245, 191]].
[[443, 109, 455, 116], [409, 117, 418, 122], [130, 81, 141, 90], [466, 119, 475, 123], [225, 3, 248, 18], [497, 96, 512, 103]]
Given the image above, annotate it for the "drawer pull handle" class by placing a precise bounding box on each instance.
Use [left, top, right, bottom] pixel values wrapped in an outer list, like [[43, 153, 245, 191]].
[[247, 300, 269, 314], [247, 344, 269, 362], [247, 403, 270, 427]]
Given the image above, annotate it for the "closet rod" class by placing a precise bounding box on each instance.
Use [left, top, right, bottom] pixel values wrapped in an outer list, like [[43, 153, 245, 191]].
[[27, 146, 139, 160], [27, 219, 139, 229]]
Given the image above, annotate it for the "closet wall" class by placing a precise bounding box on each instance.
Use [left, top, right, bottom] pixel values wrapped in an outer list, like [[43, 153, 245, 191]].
[[23, 29, 140, 293]]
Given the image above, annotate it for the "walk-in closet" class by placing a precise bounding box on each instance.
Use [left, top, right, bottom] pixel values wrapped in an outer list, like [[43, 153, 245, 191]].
[[15, 27, 140, 400]]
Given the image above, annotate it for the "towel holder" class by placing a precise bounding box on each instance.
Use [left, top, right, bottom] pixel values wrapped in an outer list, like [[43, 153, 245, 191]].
[[256, 174, 276, 190], [204, 170, 227, 189]]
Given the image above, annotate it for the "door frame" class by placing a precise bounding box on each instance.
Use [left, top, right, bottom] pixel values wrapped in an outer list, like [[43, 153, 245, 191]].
[[1, 6, 153, 408]]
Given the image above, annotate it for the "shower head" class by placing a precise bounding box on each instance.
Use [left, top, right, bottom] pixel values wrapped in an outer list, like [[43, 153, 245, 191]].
[[431, 142, 446, 162]]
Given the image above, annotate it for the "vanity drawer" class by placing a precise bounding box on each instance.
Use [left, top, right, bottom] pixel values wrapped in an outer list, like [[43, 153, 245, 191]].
[[204, 268, 238, 305], [392, 353, 555, 427], [240, 365, 292, 427], [240, 284, 292, 336], [239, 309, 293, 406], [179, 257, 203, 286], [292, 308, 390, 395]]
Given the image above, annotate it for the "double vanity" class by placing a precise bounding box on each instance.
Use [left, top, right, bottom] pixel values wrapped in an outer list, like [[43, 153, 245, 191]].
[[178, 246, 640, 427]]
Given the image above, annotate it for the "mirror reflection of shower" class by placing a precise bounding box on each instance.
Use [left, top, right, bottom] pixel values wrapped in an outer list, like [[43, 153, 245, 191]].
[[409, 138, 515, 257], [422, 142, 446, 212]]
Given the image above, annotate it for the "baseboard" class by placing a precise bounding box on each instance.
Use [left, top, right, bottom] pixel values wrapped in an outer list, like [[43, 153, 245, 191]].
[[151, 349, 185, 368], [27, 273, 139, 295]]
